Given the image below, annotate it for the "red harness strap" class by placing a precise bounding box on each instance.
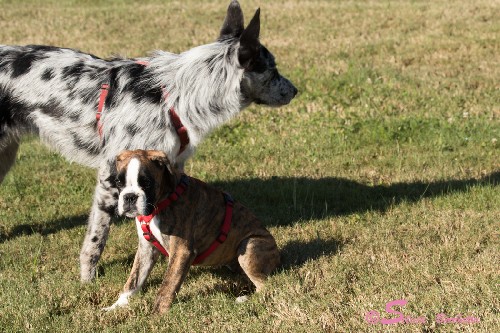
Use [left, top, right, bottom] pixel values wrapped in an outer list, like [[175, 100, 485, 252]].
[[136, 175, 234, 265], [96, 83, 109, 140], [161, 87, 189, 155], [192, 193, 234, 265], [95, 61, 190, 154], [138, 175, 189, 257]]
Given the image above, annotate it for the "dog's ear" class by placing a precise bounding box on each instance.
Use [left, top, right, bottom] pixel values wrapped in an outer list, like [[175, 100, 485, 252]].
[[219, 0, 244, 40], [148, 151, 174, 175], [114, 152, 129, 179], [238, 8, 260, 69], [116, 152, 126, 162]]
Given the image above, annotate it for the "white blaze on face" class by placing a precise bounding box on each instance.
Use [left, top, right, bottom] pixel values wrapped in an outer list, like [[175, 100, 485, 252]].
[[118, 157, 147, 217]]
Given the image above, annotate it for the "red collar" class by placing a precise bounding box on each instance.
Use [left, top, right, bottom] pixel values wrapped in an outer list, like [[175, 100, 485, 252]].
[[137, 175, 234, 265]]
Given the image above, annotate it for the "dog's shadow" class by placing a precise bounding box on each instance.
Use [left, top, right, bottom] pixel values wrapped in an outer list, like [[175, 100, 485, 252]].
[[0, 215, 89, 244], [211, 171, 499, 227], [2, 172, 497, 247]]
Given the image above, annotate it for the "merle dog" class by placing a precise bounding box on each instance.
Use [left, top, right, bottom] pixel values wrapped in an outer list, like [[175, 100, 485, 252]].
[[0, 0, 297, 282]]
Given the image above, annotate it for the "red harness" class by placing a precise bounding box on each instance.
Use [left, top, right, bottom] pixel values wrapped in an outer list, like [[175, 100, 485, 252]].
[[96, 62, 190, 155], [136, 175, 234, 265]]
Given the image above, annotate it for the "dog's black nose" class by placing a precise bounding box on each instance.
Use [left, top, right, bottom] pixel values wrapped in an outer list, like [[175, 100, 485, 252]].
[[123, 193, 138, 205]]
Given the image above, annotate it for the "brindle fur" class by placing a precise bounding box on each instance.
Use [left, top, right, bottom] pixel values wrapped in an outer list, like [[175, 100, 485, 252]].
[[106, 150, 280, 313]]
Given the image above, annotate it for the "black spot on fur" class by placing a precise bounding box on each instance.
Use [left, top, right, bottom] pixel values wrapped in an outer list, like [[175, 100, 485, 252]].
[[209, 102, 222, 115], [89, 254, 100, 265], [71, 132, 100, 156], [125, 123, 138, 136], [226, 46, 234, 61], [108, 126, 116, 138], [104, 67, 120, 109], [204, 55, 216, 65], [11, 52, 47, 78], [0, 59, 11, 71], [62, 61, 85, 81], [204, 55, 217, 74], [38, 99, 65, 119], [0, 88, 29, 136], [98, 202, 116, 216], [79, 87, 99, 105], [68, 112, 80, 122], [41, 68, 54, 81], [91, 236, 99, 242], [121, 63, 163, 105]]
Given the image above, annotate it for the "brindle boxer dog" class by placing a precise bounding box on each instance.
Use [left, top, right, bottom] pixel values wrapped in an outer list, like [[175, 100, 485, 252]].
[[104, 149, 280, 313]]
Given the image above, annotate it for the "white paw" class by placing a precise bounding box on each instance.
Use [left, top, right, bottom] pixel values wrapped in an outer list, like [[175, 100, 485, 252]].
[[102, 303, 125, 312], [235, 295, 249, 303], [102, 291, 133, 311]]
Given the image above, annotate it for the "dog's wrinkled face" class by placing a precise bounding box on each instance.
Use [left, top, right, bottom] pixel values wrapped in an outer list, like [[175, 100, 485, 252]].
[[219, 1, 298, 107], [115, 150, 173, 218]]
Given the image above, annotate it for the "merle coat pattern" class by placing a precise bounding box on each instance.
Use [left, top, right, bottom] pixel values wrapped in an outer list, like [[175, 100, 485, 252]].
[[0, 0, 297, 282]]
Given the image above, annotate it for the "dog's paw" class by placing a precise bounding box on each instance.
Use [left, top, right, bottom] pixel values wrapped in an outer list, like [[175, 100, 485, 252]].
[[235, 295, 249, 303], [102, 300, 128, 312], [102, 304, 122, 312], [102, 291, 133, 311]]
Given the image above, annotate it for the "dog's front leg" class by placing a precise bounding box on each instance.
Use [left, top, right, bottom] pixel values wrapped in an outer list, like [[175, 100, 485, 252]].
[[104, 219, 161, 311], [153, 237, 195, 314], [80, 162, 118, 282]]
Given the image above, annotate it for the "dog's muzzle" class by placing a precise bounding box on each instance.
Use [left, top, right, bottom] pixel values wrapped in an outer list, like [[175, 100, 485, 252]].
[[118, 190, 146, 218]]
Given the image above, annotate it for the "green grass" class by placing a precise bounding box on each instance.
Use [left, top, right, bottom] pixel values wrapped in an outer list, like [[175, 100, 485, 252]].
[[0, 0, 499, 332]]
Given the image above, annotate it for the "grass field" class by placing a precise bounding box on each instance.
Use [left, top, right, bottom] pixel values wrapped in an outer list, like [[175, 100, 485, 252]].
[[0, 0, 499, 332]]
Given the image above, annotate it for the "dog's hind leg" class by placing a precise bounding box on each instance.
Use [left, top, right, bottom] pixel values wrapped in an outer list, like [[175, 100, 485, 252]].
[[0, 139, 20, 184], [236, 234, 280, 300], [80, 162, 119, 282]]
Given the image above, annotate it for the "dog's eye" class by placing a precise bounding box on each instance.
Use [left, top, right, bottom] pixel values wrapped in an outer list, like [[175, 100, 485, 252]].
[[139, 175, 151, 189], [115, 178, 122, 187]]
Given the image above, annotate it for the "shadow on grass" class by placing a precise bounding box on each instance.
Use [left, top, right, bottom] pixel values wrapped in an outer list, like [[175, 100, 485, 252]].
[[1, 171, 498, 242], [280, 237, 343, 270], [0, 215, 89, 244], [211, 171, 500, 227], [0, 215, 130, 244]]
